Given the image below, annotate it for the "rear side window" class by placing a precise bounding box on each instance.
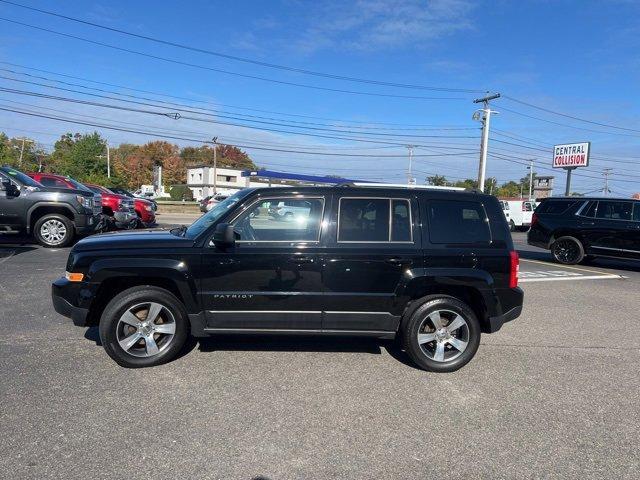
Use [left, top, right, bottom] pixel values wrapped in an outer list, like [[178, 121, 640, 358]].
[[596, 201, 632, 221], [428, 200, 490, 244], [536, 199, 578, 215], [338, 198, 412, 242], [580, 201, 598, 218], [39, 177, 68, 188]]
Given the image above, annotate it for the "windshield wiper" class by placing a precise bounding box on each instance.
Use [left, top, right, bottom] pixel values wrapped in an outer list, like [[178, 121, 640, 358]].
[[169, 225, 188, 237]]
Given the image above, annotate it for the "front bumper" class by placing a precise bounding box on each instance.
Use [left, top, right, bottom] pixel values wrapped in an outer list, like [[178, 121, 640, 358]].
[[52, 278, 90, 326], [74, 212, 106, 235], [114, 210, 138, 228]]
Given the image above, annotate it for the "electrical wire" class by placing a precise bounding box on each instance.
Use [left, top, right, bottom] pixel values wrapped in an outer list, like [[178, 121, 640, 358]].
[[0, 0, 484, 94]]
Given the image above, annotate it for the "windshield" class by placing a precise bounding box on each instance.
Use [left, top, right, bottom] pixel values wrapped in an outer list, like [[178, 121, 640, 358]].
[[0, 167, 42, 187], [185, 189, 254, 238], [65, 177, 93, 193]]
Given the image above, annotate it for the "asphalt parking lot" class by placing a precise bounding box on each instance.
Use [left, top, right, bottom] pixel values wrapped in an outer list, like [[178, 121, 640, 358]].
[[1, 229, 639, 479]]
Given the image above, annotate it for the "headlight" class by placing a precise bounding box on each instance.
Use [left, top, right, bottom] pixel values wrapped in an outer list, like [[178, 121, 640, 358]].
[[76, 195, 92, 208], [144, 205, 152, 212]]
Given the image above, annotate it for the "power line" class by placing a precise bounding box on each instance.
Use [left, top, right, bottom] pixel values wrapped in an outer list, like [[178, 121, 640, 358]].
[[0, 105, 480, 158], [502, 95, 640, 134], [0, 76, 478, 139], [0, 17, 469, 102], [0, 85, 481, 148], [0, 0, 484, 94], [1, 60, 474, 128], [0, 66, 478, 132]]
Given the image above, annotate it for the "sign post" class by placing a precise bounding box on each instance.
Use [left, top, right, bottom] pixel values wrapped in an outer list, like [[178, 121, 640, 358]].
[[552, 142, 590, 196]]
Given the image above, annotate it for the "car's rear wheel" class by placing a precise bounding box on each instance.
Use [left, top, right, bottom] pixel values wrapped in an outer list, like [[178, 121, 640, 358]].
[[402, 296, 481, 373], [34, 214, 74, 247], [551, 236, 584, 264], [99, 286, 189, 368]]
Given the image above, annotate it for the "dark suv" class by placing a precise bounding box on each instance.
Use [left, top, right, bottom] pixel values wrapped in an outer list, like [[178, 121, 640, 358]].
[[52, 185, 523, 372], [0, 166, 102, 247], [528, 197, 640, 264]]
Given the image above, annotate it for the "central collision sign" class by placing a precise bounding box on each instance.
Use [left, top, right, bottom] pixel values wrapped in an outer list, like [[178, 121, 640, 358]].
[[553, 142, 590, 168]]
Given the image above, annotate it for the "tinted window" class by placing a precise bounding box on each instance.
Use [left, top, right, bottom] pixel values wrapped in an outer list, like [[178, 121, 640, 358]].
[[40, 177, 68, 188], [634, 204, 640, 222], [536, 199, 579, 215], [337, 198, 413, 243], [428, 200, 490, 244], [581, 201, 597, 218], [0, 167, 41, 187], [234, 197, 324, 242], [391, 200, 412, 241], [596, 201, 632, 221]]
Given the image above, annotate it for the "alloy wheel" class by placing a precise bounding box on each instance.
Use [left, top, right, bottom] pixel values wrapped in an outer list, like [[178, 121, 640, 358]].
[[116, 302, 177, 358], [40, 219, 67, 246], [553, 239, 580, 264], [417, 309, 470, 363]]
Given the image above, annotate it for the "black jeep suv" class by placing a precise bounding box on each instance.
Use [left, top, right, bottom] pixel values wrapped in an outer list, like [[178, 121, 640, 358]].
[[52, 185, 523, 372], [0, 166, 102, 247], [528, 197, 640, 264]]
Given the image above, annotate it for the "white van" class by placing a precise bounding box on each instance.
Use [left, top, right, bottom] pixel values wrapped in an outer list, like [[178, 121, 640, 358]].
[[500, 199, 536, 231]]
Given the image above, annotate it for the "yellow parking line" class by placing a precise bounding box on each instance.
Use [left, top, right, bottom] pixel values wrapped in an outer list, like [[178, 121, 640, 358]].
[[520, 258, 613, 276]]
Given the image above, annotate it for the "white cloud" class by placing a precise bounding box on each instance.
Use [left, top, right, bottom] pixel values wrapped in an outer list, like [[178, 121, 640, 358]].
[[290, 0, 475, 53]]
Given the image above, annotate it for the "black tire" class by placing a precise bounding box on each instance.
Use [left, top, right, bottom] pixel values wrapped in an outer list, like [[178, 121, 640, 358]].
[[509, 220, 516, 232], [402, 295, 481, 373], [99, 286, 190, 368], [551, 236, 584, 265], [33, 214, 74, 248]]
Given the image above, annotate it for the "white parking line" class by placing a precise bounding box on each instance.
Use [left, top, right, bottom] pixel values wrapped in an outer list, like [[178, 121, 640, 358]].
[[520, 274, 621, 283]]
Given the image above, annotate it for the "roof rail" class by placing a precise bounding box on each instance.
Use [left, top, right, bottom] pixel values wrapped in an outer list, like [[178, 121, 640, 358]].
[[349, 182, 466, 191]]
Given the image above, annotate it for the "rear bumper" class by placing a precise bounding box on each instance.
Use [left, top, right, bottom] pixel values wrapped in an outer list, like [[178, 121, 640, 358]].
[[486, 287, 524, 333]]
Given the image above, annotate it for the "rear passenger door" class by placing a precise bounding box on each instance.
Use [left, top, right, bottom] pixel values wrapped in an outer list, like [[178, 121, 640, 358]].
[[423, 199, 502, 283], [587, 200, 633, 256], [321, 195, 422, 332]]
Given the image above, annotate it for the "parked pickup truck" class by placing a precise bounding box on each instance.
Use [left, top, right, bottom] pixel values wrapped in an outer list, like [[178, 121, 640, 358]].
[[84, 183, 137, 229], [107, 187, 157, 227], [1, 166, 102, 247]]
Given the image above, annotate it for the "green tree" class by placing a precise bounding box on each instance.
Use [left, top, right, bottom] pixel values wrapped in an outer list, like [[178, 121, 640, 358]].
[[51, 132, 108, 183], [0, 133, 46, 172], [180, 144, 256, 170], [426, 174, 447, 186]]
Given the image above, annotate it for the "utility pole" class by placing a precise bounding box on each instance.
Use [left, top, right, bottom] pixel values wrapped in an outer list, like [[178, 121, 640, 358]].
[[528, 160, 534, 200], [603, 168, 612, 196], [17, 137, 34, 166], [106, 143, 111, 178], [406, 145, 416, 185], [473, 92, 500, 192], [212, 137, 218, 194]]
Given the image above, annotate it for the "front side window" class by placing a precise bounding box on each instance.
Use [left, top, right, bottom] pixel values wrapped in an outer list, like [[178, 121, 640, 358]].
[[428, 200, 490, 244], [596, 201, 632, 220], [233, 197, 324, 242], [338, 198, 412, 243]]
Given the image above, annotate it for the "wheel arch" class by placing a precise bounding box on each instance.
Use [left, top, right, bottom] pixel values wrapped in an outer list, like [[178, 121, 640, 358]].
[[27, 203, 76, 233], [399, 272, 494, 333], [84, 260, 199, 326]]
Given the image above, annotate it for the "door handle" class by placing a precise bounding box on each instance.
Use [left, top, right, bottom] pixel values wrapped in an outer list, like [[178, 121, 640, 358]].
[[385, 258, 413, 265], [288, 256, 314, 264], [218, 258, 237, 265], [580, 221, 595, 226]]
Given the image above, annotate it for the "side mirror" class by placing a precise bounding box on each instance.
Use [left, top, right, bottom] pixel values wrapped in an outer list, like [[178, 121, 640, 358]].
[[4, 183, 19, 197], [212, 223, 235, 248]]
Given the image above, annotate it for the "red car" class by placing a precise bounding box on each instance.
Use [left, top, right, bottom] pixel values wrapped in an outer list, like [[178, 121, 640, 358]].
[[83, 183, 138, 229], [107, 187, 157, 227]]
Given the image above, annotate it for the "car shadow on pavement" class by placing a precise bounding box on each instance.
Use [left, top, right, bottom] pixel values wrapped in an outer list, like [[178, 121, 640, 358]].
[[517, 248, 640, 273], [84, 326, 101, 346], [0, 245, 38, 259], [197, 335, 385, 355]]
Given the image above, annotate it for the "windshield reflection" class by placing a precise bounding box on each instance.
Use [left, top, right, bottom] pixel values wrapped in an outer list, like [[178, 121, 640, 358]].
[[185, 189, 254, 238]]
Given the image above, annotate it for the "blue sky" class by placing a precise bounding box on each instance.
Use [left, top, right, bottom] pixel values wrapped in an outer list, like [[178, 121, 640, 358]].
[[0, 0, 639, 194]]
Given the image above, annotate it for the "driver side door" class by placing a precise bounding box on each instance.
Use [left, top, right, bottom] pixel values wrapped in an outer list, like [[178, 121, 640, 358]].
[[200, 195, 327, 331], [0, 172, 27, 231]]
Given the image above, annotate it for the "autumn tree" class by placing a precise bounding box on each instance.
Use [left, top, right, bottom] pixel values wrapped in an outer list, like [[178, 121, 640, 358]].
[[180, 144, 256, 170]]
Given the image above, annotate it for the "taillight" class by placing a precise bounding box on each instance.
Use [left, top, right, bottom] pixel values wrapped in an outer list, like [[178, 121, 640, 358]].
[[509, 251, 519, 288], [531, 213, 539, 227]]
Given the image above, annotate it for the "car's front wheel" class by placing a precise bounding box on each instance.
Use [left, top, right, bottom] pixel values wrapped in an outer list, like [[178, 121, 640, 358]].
[[34, 214, 74, 247], [99, 286, 189, 368], [402, 295, 481, 373]]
